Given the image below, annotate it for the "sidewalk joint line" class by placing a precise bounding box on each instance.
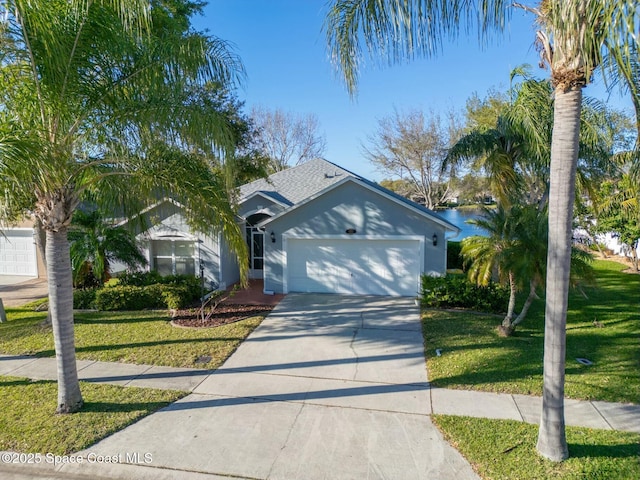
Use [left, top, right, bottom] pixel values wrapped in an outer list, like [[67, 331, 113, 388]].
[[185, 390, 430, 416], [590, 401, 615, 430], [511, 394, 525, 422], [211, 368, 429, 387]]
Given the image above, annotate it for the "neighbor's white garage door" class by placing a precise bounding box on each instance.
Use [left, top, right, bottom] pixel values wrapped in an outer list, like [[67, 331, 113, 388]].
[[286, 237, 421, 296], [0, 229, 38, 276]]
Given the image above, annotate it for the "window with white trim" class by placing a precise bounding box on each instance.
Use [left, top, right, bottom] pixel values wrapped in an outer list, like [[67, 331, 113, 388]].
[[151, 239, 195, 276]]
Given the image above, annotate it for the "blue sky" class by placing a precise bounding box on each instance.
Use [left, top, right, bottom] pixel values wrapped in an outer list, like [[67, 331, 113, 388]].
[[195, 1, 634, 181]]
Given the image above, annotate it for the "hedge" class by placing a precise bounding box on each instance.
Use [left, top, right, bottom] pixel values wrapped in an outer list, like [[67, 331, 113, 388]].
[[447, 241, 464, 270], [73, 273, 203, 311], [73, 288, 98, 309], [421, 274, 508, 314]]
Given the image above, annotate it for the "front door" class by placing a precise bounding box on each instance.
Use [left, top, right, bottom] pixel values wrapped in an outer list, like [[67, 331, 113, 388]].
[[248, 227, 264, 279], [245, 213, 270, 280]]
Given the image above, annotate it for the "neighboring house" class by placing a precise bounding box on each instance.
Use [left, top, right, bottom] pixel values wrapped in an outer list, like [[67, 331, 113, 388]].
[[122, 159, 460, 297], [0, 216, 46, 278]]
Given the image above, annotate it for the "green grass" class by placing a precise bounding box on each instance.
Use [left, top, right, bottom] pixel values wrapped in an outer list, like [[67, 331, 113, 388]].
[[0, 376, 185, 454], [432, 415, 640, 480], [0, 309, 263, 368], [423, 260, 640, 404]]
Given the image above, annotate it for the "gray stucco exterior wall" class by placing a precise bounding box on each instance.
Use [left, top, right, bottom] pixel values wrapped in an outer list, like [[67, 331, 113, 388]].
[[262, 181, 448, 294], [131, 202, 226, 290], [218, 233, 240, 289]]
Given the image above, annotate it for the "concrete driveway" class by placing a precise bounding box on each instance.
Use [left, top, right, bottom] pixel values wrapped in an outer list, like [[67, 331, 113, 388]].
[[84, 294, 478, 479], [0, 276, 48, 307]]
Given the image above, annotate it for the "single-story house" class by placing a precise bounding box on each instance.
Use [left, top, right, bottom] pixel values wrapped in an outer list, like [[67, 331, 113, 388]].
[[127, 159, 460, 297]]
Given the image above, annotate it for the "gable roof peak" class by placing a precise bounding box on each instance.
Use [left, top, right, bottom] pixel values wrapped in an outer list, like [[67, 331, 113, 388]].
[[239, 158, 357, 205]]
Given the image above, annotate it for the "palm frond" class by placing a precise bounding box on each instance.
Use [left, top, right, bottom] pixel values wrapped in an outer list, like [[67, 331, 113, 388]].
[[325, 0, 510, 94]]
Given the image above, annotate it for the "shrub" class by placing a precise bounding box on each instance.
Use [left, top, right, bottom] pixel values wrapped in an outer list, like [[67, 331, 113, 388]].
[[94, 285, 159, 311], [117, 270, 163, 287], [421, 274, 508, 314], [159, 274, 203, 300], [447, 241, 464, 270], [117, 272, 202, 298], [73, 289, 98, 309], [144, 283, 194, 310], [92, 281, 200, 311]]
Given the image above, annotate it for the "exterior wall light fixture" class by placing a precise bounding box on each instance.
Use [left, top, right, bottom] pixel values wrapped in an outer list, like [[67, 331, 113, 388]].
[[270, 231, 276, 243], [432, 233, 438, 246]]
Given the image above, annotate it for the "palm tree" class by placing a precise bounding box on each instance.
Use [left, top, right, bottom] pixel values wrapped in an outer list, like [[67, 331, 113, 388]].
[[462, 205, 542, 333], [446, 116, 524, 208], [596, 174, 640, 270], [69, 210, 146, 287], [460, 205, 522, 326], [463, 205, 594, 334], [326, 0, 639, 461], [0, 1, 247, 413], [448, 75, 619, 210]]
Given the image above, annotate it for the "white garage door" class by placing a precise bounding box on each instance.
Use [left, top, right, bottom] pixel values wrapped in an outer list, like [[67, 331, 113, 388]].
[[0, 229, 38, 276], [286, 237, 422, 296]]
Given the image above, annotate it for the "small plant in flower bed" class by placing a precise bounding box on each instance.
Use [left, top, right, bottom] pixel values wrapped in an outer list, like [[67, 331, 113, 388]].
[[421, 274, 508, 314]]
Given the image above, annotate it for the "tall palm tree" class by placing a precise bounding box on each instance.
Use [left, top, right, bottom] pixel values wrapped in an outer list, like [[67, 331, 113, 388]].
[[0, 1, 247, 413], [448, 75, 618, 210], [446, 116, 524, 207], [326, 0, 639, 461]]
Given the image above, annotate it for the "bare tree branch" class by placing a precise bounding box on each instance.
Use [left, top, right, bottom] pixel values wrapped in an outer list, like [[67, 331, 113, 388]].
[[363, 108, 463, 209], [249, 106, 326, 172]]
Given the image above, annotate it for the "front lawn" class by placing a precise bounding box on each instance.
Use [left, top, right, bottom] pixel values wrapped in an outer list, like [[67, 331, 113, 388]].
[[432, 415, 640, 480], [0, 309, 263, 368], [423, 260, 640, 404], [0, 376, 185, 454]]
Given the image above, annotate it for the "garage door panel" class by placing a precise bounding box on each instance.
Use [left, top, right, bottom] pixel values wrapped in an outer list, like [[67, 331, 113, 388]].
[[0, 230, 38, 276], [287, 238, 420, 297], [289, 244, 353, 294]]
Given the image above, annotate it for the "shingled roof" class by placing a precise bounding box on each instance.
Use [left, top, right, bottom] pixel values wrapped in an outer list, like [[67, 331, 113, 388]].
[[239, 158, 355, 205], [239, 158, 459, 233]]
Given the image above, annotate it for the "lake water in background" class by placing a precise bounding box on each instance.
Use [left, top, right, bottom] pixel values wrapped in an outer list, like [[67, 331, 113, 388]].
[[436, 208, 487, 241]]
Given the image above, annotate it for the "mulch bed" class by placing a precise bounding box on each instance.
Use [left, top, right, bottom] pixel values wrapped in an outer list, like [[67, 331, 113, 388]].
[[170, 303, 274, 328]]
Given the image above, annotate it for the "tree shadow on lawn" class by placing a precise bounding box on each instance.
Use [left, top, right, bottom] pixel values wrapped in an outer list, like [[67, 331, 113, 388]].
[[0, 377, 38, 388], [3, 310, 48, 323], [568, 441, 640, 460], [80, 399, 183, 414], [429, 349, 638, 403], [0, 377, 184, 413], [34, 336, 246, 357], [74, 311, 171, 325]]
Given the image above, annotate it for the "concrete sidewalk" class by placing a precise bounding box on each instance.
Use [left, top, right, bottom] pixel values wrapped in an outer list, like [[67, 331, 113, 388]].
[[1, 294, 639, 480], [1, 353, 638, 434]]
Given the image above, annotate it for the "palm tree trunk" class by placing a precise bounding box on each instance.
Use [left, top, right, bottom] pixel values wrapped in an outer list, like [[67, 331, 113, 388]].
[[46, 227, 83, 413], [512, 279, 538, 327], [34, 218, 52, 325], [630, 241, 639, 272], [536, 86, 582, 462], [502, 271, 517, 328]]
